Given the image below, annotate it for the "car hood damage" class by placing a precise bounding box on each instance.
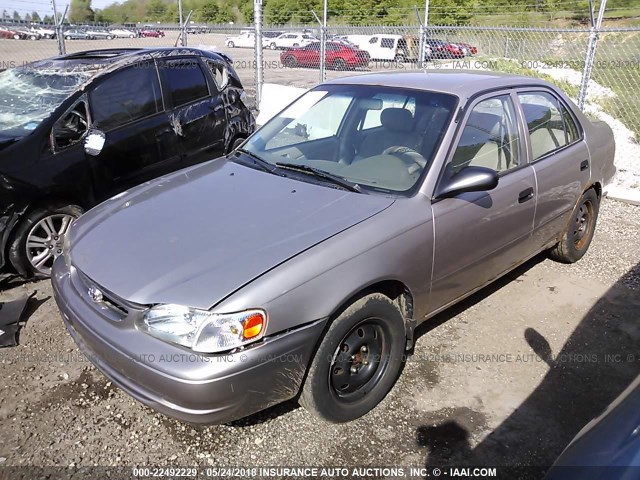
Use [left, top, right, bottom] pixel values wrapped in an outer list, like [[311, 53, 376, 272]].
[[70, 157, 395, 310]]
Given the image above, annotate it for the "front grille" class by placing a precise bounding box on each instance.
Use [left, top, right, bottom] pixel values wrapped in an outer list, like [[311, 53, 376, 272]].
[[75, 268, 130, 317]]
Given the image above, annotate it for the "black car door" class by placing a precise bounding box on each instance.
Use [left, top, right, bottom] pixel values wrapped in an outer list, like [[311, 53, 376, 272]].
[[157, 56, 227, 168], [87, 61, 182, 202]]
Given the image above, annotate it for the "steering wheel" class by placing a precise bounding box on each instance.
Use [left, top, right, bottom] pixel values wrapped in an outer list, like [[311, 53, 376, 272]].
[[382, 146, 428, 174]]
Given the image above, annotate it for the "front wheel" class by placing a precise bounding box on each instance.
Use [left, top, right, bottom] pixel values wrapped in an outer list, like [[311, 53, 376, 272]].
[[299, 293, 406, 423], [549, 188, 600, 263], [227, 41, 235, 48], [331, 58, 347, 70], [9, 204, 83, 278], [270, 42, 277, 50], [283, 55, 297, 67]]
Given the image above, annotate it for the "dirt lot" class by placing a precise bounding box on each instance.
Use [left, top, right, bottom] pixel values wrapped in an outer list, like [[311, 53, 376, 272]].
[[0, 198, 638, 478]]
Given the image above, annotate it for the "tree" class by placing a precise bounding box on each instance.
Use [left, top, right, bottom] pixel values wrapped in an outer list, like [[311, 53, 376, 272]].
[[197, 1, 219, 22], [31, 11, 41, 22], [43, 14, 54, 24], [240, 1, 254, 23], [13, 10, 21, 21], [25, 13, 32, 22], [70, 0, 95, 23], [146, 0, 167, 20]]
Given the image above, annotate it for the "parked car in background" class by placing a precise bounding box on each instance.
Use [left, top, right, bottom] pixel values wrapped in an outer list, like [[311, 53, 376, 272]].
[[139, 28, 165, 38], [109, 28, 137, 38], [31, 26, 56, 39], [12, 27, 41, 40], [263, 30, 284, 40], [345, 34, 419, 62], [546, 375, 640, 480], [64, 29, 93, 40], [268, 32, 316, 49], [280, 41, 370, 70], [53, 71, 614, 426], [225, 32, 258, 48], [425, 38, 465, 59], [86, 28, 114, 40], [0, 47, 254, 278], [0, 27, 23, 40], [458, 41, 477, 56]]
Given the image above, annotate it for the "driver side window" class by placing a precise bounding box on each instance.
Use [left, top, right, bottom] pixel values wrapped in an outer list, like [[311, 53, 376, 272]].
[[52, 99, 89, 150], [451, 95, 520, 174]]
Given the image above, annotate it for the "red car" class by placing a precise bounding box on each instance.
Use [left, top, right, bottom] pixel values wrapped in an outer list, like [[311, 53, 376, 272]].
[[458, 42, 478, 56], [139, 29, 165, 38], [281, 41, 370, 70], [0, 27, 26, 40]]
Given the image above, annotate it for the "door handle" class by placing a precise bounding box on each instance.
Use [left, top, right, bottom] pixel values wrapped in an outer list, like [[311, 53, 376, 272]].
[[518, 187, 534, 203], [155, 127, 173, 137], [580, 159, 589, 171]]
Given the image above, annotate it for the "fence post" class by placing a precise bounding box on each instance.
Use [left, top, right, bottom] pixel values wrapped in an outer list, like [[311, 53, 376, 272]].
[[52, 0, 66, 55], [254, 0, 263, 109], [578, 0, 607, 109], [321, 0, 327, 83]]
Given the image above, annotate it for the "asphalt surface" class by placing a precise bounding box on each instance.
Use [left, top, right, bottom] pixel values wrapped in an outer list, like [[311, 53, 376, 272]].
[[0, 198, 638, 478]]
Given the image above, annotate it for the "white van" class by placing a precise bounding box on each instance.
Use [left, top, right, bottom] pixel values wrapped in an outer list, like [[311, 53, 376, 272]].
[[346, 34, 419, 62]]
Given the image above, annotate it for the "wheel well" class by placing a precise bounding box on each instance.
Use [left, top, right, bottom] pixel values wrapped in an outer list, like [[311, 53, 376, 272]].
[[590, 182, 603, 199], [332, 280, 414, 324]]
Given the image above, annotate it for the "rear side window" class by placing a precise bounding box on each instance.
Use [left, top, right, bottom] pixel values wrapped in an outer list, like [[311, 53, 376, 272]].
[[162, 59, 209, 107], [90, 64, 161, 130], [380, 38, 395, 49], [205, 60, 228, 90], [518, 92, 574, 160], [561, 103, 580, 143]]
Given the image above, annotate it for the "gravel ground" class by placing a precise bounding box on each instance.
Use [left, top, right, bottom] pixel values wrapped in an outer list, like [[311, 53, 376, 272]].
[[0, 198, 638, 478]]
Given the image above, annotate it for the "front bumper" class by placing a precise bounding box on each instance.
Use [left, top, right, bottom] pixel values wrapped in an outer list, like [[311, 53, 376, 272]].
[[51, 257, 327, 424]]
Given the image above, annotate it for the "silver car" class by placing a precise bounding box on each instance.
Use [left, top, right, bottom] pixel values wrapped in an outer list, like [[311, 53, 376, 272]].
[[52, 71, 616, 424]]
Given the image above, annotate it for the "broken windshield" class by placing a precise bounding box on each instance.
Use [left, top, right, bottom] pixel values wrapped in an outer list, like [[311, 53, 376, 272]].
[[0, 67, 92, 138]]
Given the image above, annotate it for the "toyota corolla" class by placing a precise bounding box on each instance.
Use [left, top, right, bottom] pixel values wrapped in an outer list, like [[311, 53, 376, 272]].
[[52, 71, 615, 424]]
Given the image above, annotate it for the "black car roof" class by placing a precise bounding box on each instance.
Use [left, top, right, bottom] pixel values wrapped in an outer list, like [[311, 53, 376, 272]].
[[24, 47, 231, 78]]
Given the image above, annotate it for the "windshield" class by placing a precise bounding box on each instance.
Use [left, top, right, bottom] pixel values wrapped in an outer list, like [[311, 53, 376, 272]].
[[241, 84, 457, 194], [0, 67, 91, 137]]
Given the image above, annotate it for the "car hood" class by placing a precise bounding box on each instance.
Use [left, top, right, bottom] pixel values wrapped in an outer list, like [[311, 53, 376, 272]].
[[70, 157, 395, 310]]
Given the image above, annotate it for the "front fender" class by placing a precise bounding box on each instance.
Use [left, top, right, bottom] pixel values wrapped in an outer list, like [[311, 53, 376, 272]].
[[212, 198, 434, 336]]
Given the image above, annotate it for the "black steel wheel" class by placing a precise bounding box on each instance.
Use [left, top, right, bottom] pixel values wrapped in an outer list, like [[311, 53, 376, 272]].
[[300, 293, 406, 422]]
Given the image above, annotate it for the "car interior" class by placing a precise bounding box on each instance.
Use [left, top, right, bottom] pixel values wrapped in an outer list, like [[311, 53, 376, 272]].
[[251, 89, 456, 193]]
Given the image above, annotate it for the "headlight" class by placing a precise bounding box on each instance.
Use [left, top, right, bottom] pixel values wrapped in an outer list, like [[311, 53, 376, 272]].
[[137, 305, 267, 353]]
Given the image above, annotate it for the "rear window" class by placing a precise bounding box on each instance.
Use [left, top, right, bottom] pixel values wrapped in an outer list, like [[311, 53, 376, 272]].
[[162, 59, 209, 107]]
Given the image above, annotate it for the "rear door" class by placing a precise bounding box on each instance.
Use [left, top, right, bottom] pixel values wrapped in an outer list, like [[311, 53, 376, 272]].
[[87, 61, 182, 202], [158, 56, 228, 168], [515, 90, 590, 248], [430, 92, 537, 312]]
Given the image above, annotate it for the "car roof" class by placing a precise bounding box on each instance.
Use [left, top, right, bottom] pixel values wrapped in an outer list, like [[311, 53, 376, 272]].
[[23, 47, 231, 78], [325, 70, 555, 97]]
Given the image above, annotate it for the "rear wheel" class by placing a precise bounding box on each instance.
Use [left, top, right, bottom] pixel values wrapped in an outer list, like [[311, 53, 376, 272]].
[[332, 58, 347, 70], [299, 293, 406, 422], [9, 203, 83, 278], [227, 41, 235, 48], [549, 188, 599, 263], [283, 55, 297, 67], [270, 42, 277, 50], [394, 53, 406, 63]]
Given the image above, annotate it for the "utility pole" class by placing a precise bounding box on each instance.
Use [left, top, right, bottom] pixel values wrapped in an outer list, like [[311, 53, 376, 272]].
[[254, 0, 263, 108]]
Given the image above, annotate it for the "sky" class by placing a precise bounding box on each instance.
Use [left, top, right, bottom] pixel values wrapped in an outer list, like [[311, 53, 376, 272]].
[[2, 0, 116, 20]]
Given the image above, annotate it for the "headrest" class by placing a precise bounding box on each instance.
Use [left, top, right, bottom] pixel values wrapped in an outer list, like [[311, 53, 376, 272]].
[[380, 108, 413, 132]]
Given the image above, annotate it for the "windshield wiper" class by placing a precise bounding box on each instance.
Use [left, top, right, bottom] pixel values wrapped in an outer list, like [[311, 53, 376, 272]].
[[275, 162, 362, 193], [236, 148, 280, 174]]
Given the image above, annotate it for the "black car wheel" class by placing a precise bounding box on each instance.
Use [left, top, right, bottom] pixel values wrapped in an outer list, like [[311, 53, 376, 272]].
[[332, 58, 347, 70], [227, 41, 235, 48], [9, 203, 83, 278], [270, 42, 277, 50], [283, 55, 297, 67], [549, 188, 600, 263], [299, 293, 406, 422]]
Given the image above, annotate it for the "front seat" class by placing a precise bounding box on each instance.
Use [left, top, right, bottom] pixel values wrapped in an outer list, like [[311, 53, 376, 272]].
[[356, 107, 416, 160]]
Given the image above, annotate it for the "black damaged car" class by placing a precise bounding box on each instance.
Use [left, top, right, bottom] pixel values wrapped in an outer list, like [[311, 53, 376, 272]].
[[0, 47, 255, 278]]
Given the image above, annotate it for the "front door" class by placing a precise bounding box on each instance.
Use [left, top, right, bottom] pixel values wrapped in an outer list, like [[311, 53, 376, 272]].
[[86, 62, 182, 202], [430, 92, 537, 313]]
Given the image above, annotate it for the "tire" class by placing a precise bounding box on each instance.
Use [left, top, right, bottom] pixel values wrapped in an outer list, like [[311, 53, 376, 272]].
[[332, 58, 347, 70], [549, 188, 600, 264], [270, 42, 276, 50], [293, 43, 299, 47], [13, 34, 20, 40], [227, 41, 235, 48], [227, 136, 245, 154], [65, 36, 71, 40], [283, 55, 297, 67], [106, 35, 112, 40], [299, 293, 406, 423], [29, 35, 37, 40], [9, 203, 83, 279], [394, 53, 406, 63], [129, 34, 135, 38]]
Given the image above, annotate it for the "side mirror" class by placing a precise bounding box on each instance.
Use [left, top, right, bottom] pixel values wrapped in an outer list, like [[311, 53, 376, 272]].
[[435, 166, 499, 199], [84, 129, 106, 156]]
